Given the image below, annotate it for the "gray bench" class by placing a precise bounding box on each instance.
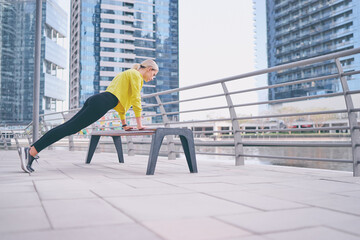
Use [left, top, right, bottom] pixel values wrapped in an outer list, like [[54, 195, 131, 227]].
[[85, 128, 198, 175]]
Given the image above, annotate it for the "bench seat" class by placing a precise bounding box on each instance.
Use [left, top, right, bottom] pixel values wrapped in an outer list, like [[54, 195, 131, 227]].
[[85, 128, 198, 175]]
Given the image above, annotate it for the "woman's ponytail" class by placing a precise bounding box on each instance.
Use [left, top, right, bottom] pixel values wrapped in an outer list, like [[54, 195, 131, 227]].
[[132, 63, 141, 70], [132, 59, 159, 71]]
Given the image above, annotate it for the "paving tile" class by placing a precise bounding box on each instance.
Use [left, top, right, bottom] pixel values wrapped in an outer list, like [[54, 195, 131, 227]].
[[255, 165, 351, 179], [239, 183, 294, 192], [299, 194, 360, 215], [246, 185, 330, 202], [155, 175, 232, 185], [119, 179, 179, 188], [208, 191, 305, 211], [223, 236, 270, 240], [277, 179, 360, 193], [143, 217, 251, 240], [33, 179, 90, 191], [1, 223, 162, 240], [22, 171, 70, 181], [329, 176, 360, 184], [0, 177, 32, 184], [174, 182, 248, 193], [0, 182, 35, 193], [327, 219, 360, 236], [0, 192, 41, 208], [216, 208, 360, 234], [264, 226, 360, 240], [42, 198, 133, 229], [335, 190, 360, 198], [106, 193, 259, 221], [37, 189, 97, 200], [91, 182, 193, 197], [0, 207, 50, 233], [219, 175, 290, 185]]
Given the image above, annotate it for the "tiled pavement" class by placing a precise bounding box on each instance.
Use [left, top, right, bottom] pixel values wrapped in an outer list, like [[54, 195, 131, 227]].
[[1, 149, 360, 240]]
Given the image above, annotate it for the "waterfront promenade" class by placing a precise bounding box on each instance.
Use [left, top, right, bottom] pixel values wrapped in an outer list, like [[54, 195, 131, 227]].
[[1, 149, 360, 240]]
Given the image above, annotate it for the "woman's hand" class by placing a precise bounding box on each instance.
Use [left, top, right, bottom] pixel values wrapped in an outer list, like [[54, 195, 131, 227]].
[[123, 125, 134, 131], [135, 117, 149, 130], [137, 125, 148, 130]]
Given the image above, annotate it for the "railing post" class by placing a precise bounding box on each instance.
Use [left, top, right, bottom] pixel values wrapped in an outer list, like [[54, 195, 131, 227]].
[[12, 130, 20, 150], [0, 131, 8, 150], [41, 116, 53, 150], [155, 95, 176, 160], [61, 112, 74, 151], [335, 58, 360, 176], [40, 116, 49, 132], [126, 136, 135, 156], [221, 82, 244, 165], [26, 133, 32, 145]]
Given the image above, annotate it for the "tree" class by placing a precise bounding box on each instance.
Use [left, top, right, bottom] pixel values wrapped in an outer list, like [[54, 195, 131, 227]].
[[308, 108, 336, 133], [274, 106, 301, 133]]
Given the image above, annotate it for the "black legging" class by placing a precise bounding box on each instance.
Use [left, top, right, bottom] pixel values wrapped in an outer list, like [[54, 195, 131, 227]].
[[33, 92, 118, 153]]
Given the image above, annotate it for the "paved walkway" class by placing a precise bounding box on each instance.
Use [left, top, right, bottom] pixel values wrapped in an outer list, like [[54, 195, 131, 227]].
[[1, 149, 360, 240]]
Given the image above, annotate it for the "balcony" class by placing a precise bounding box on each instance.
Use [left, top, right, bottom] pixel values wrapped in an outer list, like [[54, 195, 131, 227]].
[[275, 16, 354, 47], [275, 6, 353, 38], [45, 37, 67, 69], [44, 73, 66, 101]]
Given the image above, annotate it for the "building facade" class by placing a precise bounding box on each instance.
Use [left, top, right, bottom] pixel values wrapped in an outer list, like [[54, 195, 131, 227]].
[[266, 0, 360, 101], [69, 0, 179, 121], [0, 0, 68, 125]]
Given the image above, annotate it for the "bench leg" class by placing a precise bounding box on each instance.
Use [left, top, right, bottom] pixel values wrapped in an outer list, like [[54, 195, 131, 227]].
[[112, 136, 124, 163], [86, 135, 100, 164], [146, 133, 165, 175], [180, 133, 198, 173]]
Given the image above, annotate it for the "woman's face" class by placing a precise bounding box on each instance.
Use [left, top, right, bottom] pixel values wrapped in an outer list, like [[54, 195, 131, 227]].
[[144, 67, 158, 82]]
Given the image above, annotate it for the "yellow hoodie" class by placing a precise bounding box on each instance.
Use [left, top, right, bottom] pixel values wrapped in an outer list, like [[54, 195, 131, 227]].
[[105, 69, 143, 120]]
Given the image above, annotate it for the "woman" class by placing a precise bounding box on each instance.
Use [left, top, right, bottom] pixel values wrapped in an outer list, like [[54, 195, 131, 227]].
[[20, 59, 159, 173]]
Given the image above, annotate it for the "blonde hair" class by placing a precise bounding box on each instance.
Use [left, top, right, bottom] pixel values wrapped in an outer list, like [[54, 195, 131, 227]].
[[132, 59, 159, 71]]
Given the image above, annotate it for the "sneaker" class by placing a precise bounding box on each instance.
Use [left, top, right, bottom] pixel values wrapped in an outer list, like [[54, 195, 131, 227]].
[[18, 147, 30, 173], [24, 147, 39, 173]]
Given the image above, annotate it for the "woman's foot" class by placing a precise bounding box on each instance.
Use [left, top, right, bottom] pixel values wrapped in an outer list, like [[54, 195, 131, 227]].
[[18, 147, 30, 173], [23, 147, 39, 173]]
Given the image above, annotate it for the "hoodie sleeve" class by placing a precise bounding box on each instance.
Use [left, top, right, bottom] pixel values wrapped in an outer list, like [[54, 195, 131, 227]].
[[130, 75, 143, 118]]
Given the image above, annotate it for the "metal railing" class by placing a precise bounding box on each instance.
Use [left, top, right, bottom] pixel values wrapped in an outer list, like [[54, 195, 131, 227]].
[[1, 47, 360, 176]]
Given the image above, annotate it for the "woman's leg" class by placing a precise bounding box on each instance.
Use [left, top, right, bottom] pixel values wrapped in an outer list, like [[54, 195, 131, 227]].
[[31, 92, 118, 154], [30, 99, 89, 157]]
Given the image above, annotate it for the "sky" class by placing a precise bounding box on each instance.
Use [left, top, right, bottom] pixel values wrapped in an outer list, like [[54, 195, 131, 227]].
[[57, 0, 258, 118], [179, 0, 255, 84], [178, 0, 258, 119]]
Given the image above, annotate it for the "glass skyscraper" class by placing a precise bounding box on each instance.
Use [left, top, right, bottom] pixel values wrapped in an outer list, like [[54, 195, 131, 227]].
[[0, 0, 68, 125], [266, 0, 360, 101], [69, 0, 179, 120]]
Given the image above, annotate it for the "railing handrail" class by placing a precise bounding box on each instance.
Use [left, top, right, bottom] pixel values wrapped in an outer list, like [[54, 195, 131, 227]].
[[142, 47, 360, 98]]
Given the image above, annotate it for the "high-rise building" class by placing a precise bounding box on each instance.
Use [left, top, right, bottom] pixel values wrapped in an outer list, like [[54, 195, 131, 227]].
[[69, 0, 179, 120], [266, 0, 360, 101], [0, 0, 68, 125]]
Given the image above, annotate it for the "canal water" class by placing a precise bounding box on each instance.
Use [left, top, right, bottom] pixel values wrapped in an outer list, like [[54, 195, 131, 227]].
[[195, 146, 353, 172]]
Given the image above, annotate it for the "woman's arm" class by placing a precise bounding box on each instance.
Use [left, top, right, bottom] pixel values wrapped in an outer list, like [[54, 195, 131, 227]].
[[136, 117, 146, 130]]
